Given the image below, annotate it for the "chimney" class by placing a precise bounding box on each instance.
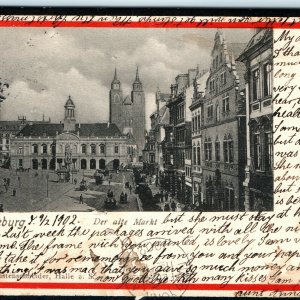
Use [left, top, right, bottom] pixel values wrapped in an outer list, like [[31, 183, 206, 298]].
[[78, 123, 81, 128], [107, 122, 110, 128]]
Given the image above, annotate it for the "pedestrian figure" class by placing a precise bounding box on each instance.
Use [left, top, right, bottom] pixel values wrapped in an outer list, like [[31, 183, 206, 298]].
[[165, 192, 169, 202], [124, 192, 128, 203], [171, 200, 177, 211], [129, 185, 132, 194], [18, 176, 21, 187], [160, 191, 164, 203], [7, 178, 10, 187], [74, 178, 77, 185], [4, 184, 8, 192], [0, 204, 3, 212], [12, 189, 16, 197], [120, 192, 125, 203], [164, 203, 170, 211], [79, 194, 83, 204]]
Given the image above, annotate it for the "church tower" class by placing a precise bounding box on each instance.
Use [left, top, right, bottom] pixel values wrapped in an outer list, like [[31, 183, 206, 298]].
[[109, 67, 123, 130], [131, 66, 146, 156], [64, 95, 76, 132]]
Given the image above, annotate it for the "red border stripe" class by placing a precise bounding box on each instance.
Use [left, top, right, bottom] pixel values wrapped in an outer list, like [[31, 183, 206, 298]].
[[0, 282, 299, 290], [0, 21, 297, 28], [0, 17, 295, 292]]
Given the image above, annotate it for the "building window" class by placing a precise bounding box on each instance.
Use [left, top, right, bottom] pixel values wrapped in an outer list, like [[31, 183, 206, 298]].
[[207, 105, 213, 119], [115, 145, 119, 154], [204, 138, 212, 161], [100, 144, 105, 154], [19, 159, 23, 168], [192, 116, 195, 132], [252, 69, 260, 101], [265, 130, 273, 171], [81, 144, 86, 154], [51, 144, 56, 155], [253, 131, 261, 170], [5, 139, 9, 145], [215, 138, 220, 162], [224, 135, 234, 163], [263, 63, 272, 97], [177, 104, 184, 121], [32, 144, 38, 154], [42, 144, 47, 154], [216, 104, 220, 122], [18, 146, 23, 154], [197, 143, 201, 165], [197, 114, 201, 129], [91, 144, 96, 154], [220, 71, 226, 85], [193, 144, 197, 165], [222, 93, 230, 113], [224, 187, 235, 210], [150, 154, 155, 163]]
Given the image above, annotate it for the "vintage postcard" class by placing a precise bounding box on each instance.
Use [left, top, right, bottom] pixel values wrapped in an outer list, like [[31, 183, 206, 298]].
[[0, 9, 298, 297]]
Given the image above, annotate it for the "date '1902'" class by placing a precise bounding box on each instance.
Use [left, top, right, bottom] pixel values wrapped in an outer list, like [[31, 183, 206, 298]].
[[28, 214, 77, 227]]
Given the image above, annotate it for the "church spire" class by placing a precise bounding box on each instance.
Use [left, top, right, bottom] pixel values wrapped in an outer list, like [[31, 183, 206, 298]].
[[135, 66, 140, 82], [111, 67, 121, 90], [132, 66, 143, 91], [114, 67, 118, 81]]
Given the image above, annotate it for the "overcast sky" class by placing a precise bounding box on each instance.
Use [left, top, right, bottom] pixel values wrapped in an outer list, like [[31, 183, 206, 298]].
[[0, 27, 255, 129]]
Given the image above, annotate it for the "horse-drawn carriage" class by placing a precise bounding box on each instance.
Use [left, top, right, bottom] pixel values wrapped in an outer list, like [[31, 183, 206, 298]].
[[80, 179, 88, 191], [104, 190, 117, 210]]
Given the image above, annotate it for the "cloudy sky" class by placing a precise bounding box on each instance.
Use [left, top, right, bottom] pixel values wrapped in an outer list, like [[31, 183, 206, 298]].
[[0, 27, 255, 129]]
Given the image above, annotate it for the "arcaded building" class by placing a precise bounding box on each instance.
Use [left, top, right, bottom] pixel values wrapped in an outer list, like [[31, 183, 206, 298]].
[[10, 96, 137, 171]]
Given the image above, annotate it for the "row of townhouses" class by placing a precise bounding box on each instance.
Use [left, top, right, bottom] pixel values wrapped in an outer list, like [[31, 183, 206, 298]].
[[143, 29, 273, 212]]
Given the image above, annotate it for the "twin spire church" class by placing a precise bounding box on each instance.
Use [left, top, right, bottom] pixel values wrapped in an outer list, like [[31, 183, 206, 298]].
[[109, 67, 146, 154]]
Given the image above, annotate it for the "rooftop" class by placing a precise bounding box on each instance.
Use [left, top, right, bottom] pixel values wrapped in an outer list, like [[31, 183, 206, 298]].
[[16, 122, 122, 138]]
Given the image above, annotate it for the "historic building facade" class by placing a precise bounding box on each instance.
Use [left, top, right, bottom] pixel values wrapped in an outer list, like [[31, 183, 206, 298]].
[[237, 29, 273, 211], [190, 70, 209, 205], [110, 67, 146, 156], [201, 30, 247, 211], [10, 97, 137, 171], [163, 67, 198, 202], [0, 116, 50, 167], [143, 87, 170, 177]]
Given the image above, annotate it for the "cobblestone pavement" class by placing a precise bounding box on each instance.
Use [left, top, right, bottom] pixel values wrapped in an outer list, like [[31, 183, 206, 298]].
[[0, 168, 138, 212]]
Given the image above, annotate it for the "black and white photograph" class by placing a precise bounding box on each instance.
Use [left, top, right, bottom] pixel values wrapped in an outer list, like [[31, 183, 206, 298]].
[[0, 27, 273, 212]]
